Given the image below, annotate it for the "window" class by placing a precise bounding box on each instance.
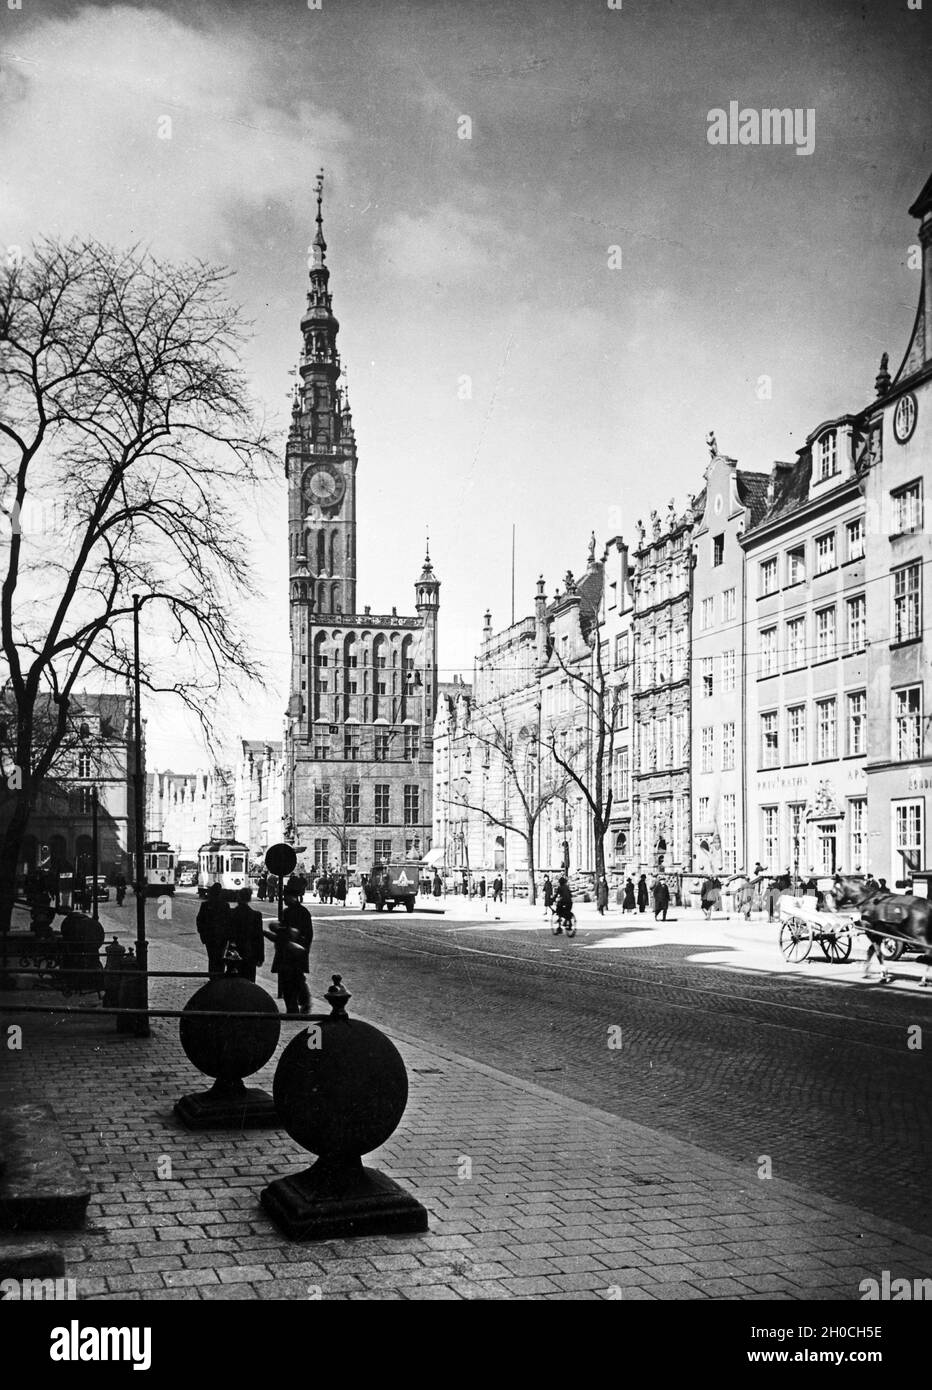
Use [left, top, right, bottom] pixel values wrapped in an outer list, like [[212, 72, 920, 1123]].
[[377, 676, 388, 696], [760, 626, 778, 677], [314, 782, 330, 823], [313, 737, 329, 760], [614, 633, 629, 667], [673, 629, 686, 680], [672, 713, 685, 766], [404, 727, 420, 760], [701, 727, 714, 773], [761, 712, 779, 768], [786, 546, 806, 586], [760, 556, 778, 596], [701, 656, 713, 698], [614, 748, 629, 801], [712, 534, 724, 567], [608, 581, 618, 610], [374, 730, 390, 761], [722, 795, 737, 873], [69, 785, 96, 815], [345, 783, 360, 824], [894, 686, 921, 761], [847, 691, 866, 757], [761, 806, 779, 866], [77, 751, 93, 778], [788, 803, 806, 868], [404, 785, 420, 825], [699, 597, 714, 631], [721, 588, 736, 621], [721, 649, 736, 692], [786, 705, 806, 763], [846, 594, 866, 652], [894, 801, 924, 873], [343, 729, 359, 760], [375, 784, 390, 825], [785, 616, 805, 669], [848, 799, 866, 871], [346, 840, 358, 868], [846, 518, 865, 562], [405, 836, 422, 857], [374, 838, 392, 864], [815, 606, 836, 662], [722, 722, 735, 771], [313, 838, 329, 871], [817, 430, 838, 481], [892, 480, 922, 535], [618, 685, 629, 729], [656, 631, 669, 682], [815, 532, 836, 574], [815, 697, 837, 760], [893, 563, 921, 643], [697, 795, 711, 826]]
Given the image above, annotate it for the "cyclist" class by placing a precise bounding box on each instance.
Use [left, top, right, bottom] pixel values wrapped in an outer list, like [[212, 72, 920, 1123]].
[[554, 876, 574, 935]]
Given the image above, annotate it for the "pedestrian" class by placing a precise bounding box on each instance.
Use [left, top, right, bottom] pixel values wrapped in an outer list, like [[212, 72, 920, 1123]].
[[336, 873, 347, 905], [636, 874, 648, 914], [543, 874, 554, 916], [864, 871, 880, 896], [596, 875, 609, 916], [652, 875, 670, 921], [225, 887, 265, 982], [554, 875, 573, 934], [267, 874, 279, 905], [701, 875, 715, 920], [492, 874, 503, 903], [257, 872, 268, 902], [264, 889, 312, 1013], [196, 882, 231, 976], [479, 877, 486, 899], [432, 870, 443, 899], [115, 872, 127, 907]]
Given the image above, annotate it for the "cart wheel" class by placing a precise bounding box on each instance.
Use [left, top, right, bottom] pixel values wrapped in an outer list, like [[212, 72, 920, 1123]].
[[880, 937, 905, 962], [820, 925, 853, 963], [780, 916, 813, 963], [565, 913, 577, 938]]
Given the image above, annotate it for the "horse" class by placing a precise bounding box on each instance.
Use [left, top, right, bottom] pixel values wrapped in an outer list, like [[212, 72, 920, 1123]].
[[829, 875, 932, 984]]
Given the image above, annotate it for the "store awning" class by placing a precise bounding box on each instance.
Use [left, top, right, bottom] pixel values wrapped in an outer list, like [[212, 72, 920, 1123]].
[[421, 848, 446, 867]]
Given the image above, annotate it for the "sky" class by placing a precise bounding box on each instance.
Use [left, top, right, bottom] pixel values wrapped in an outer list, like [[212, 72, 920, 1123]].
[[1, 0, 930, 769]]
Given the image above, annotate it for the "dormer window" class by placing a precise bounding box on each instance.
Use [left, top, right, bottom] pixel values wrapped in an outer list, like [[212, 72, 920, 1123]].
[[817, 431, 838, 482]]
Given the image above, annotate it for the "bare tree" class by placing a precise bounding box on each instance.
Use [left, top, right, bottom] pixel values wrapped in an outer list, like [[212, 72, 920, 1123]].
[[447, 703, 568, 906], [0, 237, 277, 929], [542, 618, 619, 885]]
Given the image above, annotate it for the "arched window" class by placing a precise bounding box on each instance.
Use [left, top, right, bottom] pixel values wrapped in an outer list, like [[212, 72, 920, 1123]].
[[317, 531, 326, 575]]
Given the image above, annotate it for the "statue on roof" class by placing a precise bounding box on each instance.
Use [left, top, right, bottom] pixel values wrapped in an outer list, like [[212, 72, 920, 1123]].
[[650, 509, 661, 539], [635, 518, 645, 546], [706, 430, 717, 458], [588, 531, 597, 565], [564, 569, 577, 595]]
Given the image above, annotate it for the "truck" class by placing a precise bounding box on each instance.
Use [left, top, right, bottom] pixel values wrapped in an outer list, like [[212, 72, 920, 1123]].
[[362, 863, 419, 913]]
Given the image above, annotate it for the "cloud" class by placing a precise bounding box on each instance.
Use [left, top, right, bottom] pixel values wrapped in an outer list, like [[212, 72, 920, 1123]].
[[372, 200, 516, 283], [0, 4, 350, 257]]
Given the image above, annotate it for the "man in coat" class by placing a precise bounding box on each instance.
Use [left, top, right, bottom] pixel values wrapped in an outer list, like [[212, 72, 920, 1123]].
[[264, 889, 312, 1013], [196, 883, 231, 976], [652, 875, 671, 921], [596, 876, 609, 916], [636, 874, 649, 913], [225, 887, 265, 982]]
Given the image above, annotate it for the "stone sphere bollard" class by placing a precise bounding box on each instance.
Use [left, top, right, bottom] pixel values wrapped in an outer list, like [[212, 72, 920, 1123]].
[[174, 974, 281, 1129], [261, 975, 428, 1240]]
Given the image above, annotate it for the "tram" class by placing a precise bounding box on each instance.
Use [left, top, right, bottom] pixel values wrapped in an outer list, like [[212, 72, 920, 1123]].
[[197, 840, 250, 899], [143, 840, 176, 896]]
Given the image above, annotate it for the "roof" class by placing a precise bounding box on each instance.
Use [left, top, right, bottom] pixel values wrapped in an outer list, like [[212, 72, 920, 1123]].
[[735, 471, 770, 527], [908, 171, 932, 220], [746, 457, 811, 535]]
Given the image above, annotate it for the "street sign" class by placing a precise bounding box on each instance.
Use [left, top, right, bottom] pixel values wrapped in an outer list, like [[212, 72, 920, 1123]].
[[265, 842, 297, 878]]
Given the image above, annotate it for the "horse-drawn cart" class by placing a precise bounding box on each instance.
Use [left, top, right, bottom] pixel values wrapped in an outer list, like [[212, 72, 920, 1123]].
[[777, 895, 857, 964]]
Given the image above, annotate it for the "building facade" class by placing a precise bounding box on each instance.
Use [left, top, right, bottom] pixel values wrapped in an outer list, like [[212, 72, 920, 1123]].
[[146, 769, 213, 861], [234, 741, 284, 858], [282, 178, 438, 875], [691, 447, 768, 875], [630, 501, 695, 873]]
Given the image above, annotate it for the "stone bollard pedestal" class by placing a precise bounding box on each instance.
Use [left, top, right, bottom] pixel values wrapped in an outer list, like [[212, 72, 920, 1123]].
[[174, 972, 281, 1129], [261, 976, 428, 1240]]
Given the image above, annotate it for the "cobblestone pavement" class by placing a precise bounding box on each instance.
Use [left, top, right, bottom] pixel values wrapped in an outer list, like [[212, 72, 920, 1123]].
[[2, 900, 932, 1300]]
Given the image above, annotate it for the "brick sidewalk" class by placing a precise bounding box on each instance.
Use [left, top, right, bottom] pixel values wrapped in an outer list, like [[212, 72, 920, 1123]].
[[3, 936, 931, 1300]]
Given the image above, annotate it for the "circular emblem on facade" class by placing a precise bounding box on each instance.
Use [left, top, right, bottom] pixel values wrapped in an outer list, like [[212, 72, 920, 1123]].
[[303, 462, 346, 509], [713, 493, 723, 515], [893, 392, 917, 445]]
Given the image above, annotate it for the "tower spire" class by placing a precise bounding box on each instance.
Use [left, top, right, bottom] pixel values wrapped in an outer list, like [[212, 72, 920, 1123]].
[[312, 168, 327, 269]]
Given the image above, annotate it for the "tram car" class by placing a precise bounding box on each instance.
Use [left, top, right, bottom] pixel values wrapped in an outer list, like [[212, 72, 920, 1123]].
[[197, 840, 250, 899], [143, 840, 176, 896]]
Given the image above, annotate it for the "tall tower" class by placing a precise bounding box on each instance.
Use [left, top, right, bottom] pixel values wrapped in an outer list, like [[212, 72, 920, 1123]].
[[286, 171, 357, 628]]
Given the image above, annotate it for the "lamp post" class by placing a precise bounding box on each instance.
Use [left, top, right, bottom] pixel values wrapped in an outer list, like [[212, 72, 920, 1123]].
[[132, 594, 150, 1037], [90, 785, 99, 923]]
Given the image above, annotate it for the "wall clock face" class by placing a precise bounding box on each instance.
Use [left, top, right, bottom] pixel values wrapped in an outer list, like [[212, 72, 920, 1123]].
[[893, 393, 917, 445], [303, 463, 345, 508]]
